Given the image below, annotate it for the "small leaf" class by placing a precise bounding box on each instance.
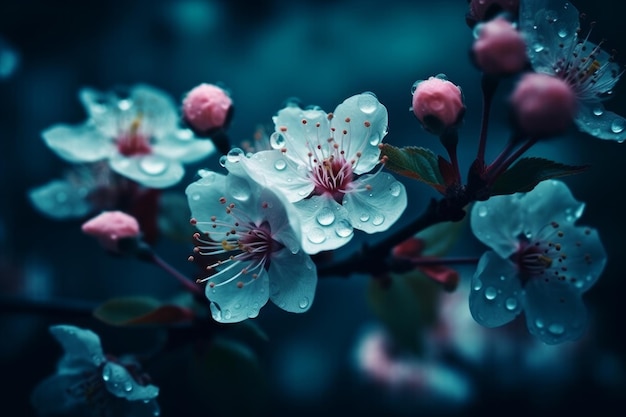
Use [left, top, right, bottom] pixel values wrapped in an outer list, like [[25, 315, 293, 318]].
[[380, 143, 446, 192], [93, 296, 194, 327], [491, 157, 589, 196], [367, 271, 439, 354]]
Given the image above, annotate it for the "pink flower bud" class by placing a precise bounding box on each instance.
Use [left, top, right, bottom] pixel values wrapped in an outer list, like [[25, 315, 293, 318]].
[[182, 83, 233, 134], [412, 76, 465, 135], [466, 0, 519, 27], [510, 73, 577, 138], [472, 17, 527, 75], [81, 211, 141, 252]]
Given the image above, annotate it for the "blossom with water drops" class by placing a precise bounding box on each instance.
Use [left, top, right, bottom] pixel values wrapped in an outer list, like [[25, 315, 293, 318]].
[[231, 92, 407, 254], [42, 84, 216, 188], [519, 0, 626, 141], [31, 325, 160, 417], [186, 169, 317, 323], [469, 180, 606, 344]]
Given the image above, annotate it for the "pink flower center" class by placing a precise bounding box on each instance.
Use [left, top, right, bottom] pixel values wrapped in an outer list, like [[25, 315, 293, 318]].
[[116, 118, 152, 156], [310, 155, 355, 203]]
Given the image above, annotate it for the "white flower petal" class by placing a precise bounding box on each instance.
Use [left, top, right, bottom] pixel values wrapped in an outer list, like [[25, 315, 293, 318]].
[[268, 247, 317, 313], [103, 362, 159, 401], [130, 84, 179, 137], [522, 279, 588, 344], [519, 0, 580, 75], [331, 92, 387, 174], [152, 130, 215, 164], [470, 194, 524, 258], [28, 179, 92, 219], [258, 186, 302, 254], [575, 104, 626, 142], [293, 195, 354, 254], [43, 124, 114, 163], [109, 153, 184, 188], [79, 87, 120, 138], [469, 251, 523, 328], [186, 171, 229, 235], [49, 325, 106, 368], [240, 150, 313, 203], [342, 172, 406, 233], [272, 104, 330, 163], [206, 260, 270, 323], [522, 179, 585, 225]]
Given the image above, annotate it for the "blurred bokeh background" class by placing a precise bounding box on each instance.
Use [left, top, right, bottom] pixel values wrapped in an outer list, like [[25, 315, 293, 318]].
[[1, 0, 626, 416]]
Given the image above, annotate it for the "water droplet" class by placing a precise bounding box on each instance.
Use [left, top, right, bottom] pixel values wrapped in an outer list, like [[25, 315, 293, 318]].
[[226, 148, 244, 163], [307, 227, 326, 244], [411, 80, 422, 94], [139, 155, 169, 176], [219, 155, 227, 167], [533, 43, 545, 52], [557, 28, 568, 38], [372, 214, 385, 226], [484, 286, 497, 300], [298, 297, 309, 309], [316, 207, 335, 226], [611, 119, 625, 133], [191, 193, 200, 201], [548, 323, 565, 335], [335, 220, 353, 238], [472, 23, 484, 39], [473, 278, 483, 291], [270, 132, 286, 149], [357, 92, 379, 114], [535, 319, 544, 329], [359, 213, 370, 222], [274, 159, 287, 170], [229, 176, 251, 201], [247, 310, 257, 318], [234, 303, 241, 310], [224, 309, 232, 320], [389, 182, 401, 197], [123, 380, 133, 392], [477, 205, 488, 217], [118, 99, 132, 111], [369, 134, 381, 146], [593, 107, 603, 116], [505, 297, 518, 311], [102, 366, 111, 381]]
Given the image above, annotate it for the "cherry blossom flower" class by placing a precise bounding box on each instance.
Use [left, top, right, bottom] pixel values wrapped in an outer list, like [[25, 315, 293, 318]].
[[31, 325, 160, 417], [42, 84, 216, 188], [469, 180, 606, 344], [186, 169, 317, 323], [519, 0, 626, 141], [233, 93, 407, 254]]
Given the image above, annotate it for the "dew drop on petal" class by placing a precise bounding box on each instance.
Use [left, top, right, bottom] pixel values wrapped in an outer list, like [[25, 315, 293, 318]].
[[307, 227, 326, 244], [234, 303, 241, 310], [316, 207, 335, 226], [593, 107, 604, 116], [335, 220, 353, 238], [223, 309, 232, 320], [230, 177, 251, 201], [274, 159, 287, 171], [611, 119, 625, 133], [505, 297, 518, 311], [535, 319, 544, 329], [139, 155, 169, 176], [357, 93, 379, 114], [369, 134, 381, 146], [389, 182, 401, 197], [548, 323, 565, 335], [218, 155, 227, 167], [270, 132, 286, 149], [123, 380, 133, 392], [372, 214, 385, 226], [473, 278, 483, 291], [557, 28, 568, 38], [484, 286, 497, 300], [191, 193, 200, 201], [226, 147, 244, 163], [298, 297, 309, 309], [477, 205, 488, 217], [102, 366, 111, 381], [359, 213, 370, 222], [118, 99, 132, 111], [247, 310, 257, 318], [410, 80, 422, 94], [533, 43, 545, 52]]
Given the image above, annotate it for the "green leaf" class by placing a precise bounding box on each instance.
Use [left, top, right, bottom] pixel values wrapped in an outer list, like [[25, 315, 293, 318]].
[[367, 271, 439, 355], [93, 296, 194, 327], [380, 143, 446, 192], [491, 157, 589, 196]]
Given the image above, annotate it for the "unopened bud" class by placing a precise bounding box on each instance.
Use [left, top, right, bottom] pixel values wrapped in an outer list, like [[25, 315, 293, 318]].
[[472, 17, 527, 75], [81, 211, 141, 252], [412, 75, 465, 135], [182, 83, 233, 135], [510, 73, 577, 138]]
